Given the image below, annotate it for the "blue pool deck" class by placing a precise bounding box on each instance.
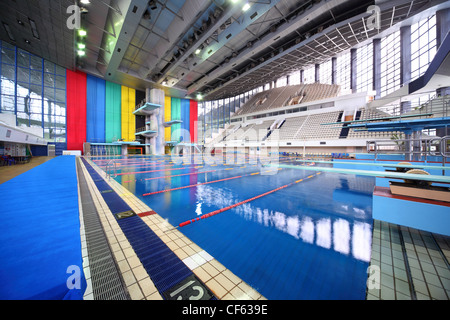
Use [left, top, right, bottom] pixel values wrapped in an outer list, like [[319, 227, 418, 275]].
[[0, 155, 86, 299], [0, 154, 449, 300]]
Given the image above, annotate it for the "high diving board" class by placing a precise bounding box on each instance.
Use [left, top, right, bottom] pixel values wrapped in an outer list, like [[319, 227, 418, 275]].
[[294, 159, 450, 171], [321, 113, 433, 126], [268, 164, 450, 184]]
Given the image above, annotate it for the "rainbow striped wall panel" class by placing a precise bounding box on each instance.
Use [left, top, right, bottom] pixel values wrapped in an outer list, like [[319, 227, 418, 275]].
[[66, 70, 87, 152], [181, 98, 190, 143], [105, 81, 121, 143], [121, 86, 136, 141], [189, 100, 198, 143], [171, 97, 181, 142], [86, 75, 105, 143], [164, 95, 171, 141]]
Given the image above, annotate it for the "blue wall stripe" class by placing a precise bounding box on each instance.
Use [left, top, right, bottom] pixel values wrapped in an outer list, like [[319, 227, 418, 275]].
[[86, 75, 106, 143], [181, 98, 190, 142]]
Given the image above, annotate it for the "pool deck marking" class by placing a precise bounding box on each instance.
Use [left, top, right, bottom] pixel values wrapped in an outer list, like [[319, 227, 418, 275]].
[[80, 157, 266, 300]]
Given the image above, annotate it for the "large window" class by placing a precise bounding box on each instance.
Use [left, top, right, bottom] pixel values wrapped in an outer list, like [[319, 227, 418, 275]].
[[0, 41, 66, 142], [411, 15, 437, 81], [380, 31, 401, 97], [319, 59, 332, 85], [356, 42, 373, 93], [336, 50, 351, 90], [303, 65, 315, 84]]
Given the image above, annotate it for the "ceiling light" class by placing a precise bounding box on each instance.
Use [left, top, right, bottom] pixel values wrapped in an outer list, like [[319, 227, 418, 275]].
[[80, 0, 90, 4], [196, 93, 203, 100], [195, 48, 201, 55], [77, 50, 86, 57], [78, 43, 86, 49], [28, 18, 40, 39], [78, 29, 87, 37], [3, 23, 15, 41], [242, 3, 251, 12]]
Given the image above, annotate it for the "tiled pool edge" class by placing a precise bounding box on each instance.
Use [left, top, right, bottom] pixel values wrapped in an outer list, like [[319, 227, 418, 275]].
[[80, 156, 267, 300], [367, 219, 450, 300]]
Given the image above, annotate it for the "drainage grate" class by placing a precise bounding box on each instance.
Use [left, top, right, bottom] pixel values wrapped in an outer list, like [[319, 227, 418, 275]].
[[77, 160, 130, 300]]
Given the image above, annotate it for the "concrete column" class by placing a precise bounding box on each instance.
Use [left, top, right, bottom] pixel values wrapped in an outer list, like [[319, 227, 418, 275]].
[[300, 69, 304, 83], [436, 8, 450, 97], [331, 57, 337, 85], [373, 38, 381, 99], [350, 48, 357, 93], [315, 64, 320, 83], [400, 26, 412, 113]]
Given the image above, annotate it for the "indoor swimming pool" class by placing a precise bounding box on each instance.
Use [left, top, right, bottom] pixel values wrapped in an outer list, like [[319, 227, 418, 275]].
[[92, 154, 375, 300]]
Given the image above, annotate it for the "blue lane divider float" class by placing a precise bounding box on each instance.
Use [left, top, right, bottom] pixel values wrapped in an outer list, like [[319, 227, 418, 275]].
[[80, 158, 216, 300]]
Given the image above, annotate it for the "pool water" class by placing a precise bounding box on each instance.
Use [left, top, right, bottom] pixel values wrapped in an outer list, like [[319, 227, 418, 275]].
[[93, 155, 374, 300]]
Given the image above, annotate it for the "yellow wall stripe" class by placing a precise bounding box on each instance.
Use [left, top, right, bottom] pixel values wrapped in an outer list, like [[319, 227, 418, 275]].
[[121, 86, 135, 141], [164, 95, 171, 141]]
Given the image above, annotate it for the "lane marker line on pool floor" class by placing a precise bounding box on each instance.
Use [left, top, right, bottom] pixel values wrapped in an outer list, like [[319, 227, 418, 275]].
[[177, 171, 321, 228]]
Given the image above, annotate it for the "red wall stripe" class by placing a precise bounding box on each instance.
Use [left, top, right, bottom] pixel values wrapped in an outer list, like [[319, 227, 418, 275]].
[[66, 70, 87, 153], [189, 100, 198, 143]]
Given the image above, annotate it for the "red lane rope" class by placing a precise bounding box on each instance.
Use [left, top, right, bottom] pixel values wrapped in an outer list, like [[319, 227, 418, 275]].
[[178, 171, 321, 228]]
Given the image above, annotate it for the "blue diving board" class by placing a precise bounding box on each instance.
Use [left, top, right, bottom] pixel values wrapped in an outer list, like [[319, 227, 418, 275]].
[[347, 117, 450, 134], [135, 130, 158, 137], [270, 163, 450, 184], [133, 102, 162, 116], [295, 159, 450, 171], [321, 113, 433, 126], [163, 120, 183, 127], [0, 156, 86, 299]]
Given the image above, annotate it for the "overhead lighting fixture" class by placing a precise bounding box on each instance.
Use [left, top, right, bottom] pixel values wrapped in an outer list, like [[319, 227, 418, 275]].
[[80, 0, 91, 4], [78, 43, 86, 49], [143, 10, 151, 20], [77, 50, 86, 57], [195, 48, 201, 55], [28, 18, 40, 39], [162, 78, 168, 85], [196, 93, 203, 100], [78, 29, 87, 37], [149, 0, 157, 10], [2, 23, 15, 41], [242, 3, 251, 12]]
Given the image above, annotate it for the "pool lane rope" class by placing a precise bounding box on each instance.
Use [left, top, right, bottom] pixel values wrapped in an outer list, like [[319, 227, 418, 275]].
[[177, 171, 322, 228]]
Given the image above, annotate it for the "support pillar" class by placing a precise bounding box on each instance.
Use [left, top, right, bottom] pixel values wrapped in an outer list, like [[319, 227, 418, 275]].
[[331, 57, 337, 85], [373, 38, 381, 99], [400, 26, 412, 113], [350, 48, 357, 93]]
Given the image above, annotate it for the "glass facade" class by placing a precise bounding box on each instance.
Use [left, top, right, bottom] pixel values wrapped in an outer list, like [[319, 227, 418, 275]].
[[411, 15, 437, 81], [380, 31, 401, 97], [0, 41, 66, 142], [356, 42, 373, 93]]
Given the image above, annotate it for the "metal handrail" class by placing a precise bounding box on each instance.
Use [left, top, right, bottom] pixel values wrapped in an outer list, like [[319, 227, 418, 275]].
[[367, 135, 450, 163], [105, 159, 117, 179]]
